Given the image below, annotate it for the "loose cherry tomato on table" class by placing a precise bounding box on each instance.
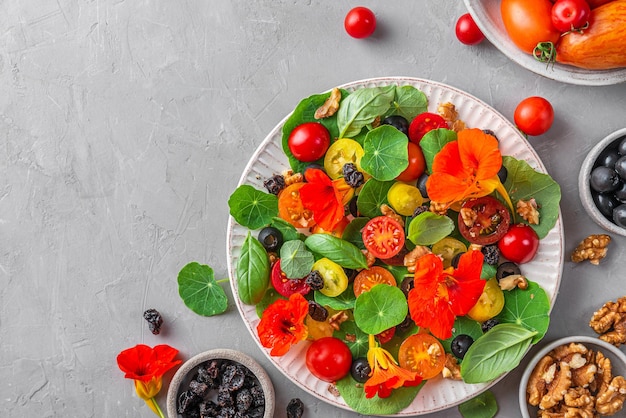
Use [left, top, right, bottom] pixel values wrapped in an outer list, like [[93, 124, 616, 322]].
[[271, 260, 311, 298], [305, 337, 352, 382], [353, 266, 397, 297], [278, 182, 316, 228], [362, 216, 406, 259], [398, 333, 446, 380], [514, 96, 554, 136], [287, 122, 331, 162], [408, 112, 448, 144], [497, 223, 540, 264], [500, 0, 561, 54], [551, 0, 591, 32], [458, 196, 511, 246], [455, 13, 485, 45], [344, 7, 376, 39]]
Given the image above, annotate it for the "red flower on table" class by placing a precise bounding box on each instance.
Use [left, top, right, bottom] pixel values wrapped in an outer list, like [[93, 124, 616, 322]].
[[299, 168, 354, 231], [116, 344, 181, 417], [257, 293, 309, 356], [408, 250, 485, 340]]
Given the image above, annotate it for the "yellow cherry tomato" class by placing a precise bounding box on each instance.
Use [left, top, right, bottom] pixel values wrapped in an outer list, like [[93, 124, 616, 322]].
[[387, 182, 423, 216], [431, 237, 467, 268], [466, 277, 504, 322], [324, 138, 365, 179], [312, 258, 349, 297]]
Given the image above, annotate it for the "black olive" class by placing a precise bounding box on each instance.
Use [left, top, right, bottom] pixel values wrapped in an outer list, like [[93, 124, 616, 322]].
[[451, 251, 465, 268], [257, 226, 283, 252], [350, 357, 372, 383], [615, 156, 626, 180], [593, 191, 619, 220], [497, 165, 508, 184], [496, 261, 521, 281], [416, 173, 429, 199], [382, 115, 409, 136], [302, 162, 325, 177], [482, 129, 499, 141], [451, 334, 474, 359], [348, 195, 359, 218], [597, 147, 621, 169], [400, 276, 414, 298], [614, 204, 626, 228], [590, 166, 621, 193], [615, 183, 626, 202], [617, 136, 626, 155]]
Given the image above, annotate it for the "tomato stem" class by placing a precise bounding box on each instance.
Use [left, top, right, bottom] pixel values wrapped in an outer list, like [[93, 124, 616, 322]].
[[533, 42, 556, 69]]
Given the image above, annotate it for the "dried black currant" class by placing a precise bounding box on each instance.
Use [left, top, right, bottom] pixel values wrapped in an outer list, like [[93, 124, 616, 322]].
[[481, 245, 499, 266], [217, 385, 234, 407], [342, 163, 365, 188], [286, 398, 305, 418], [481, 318, 500, 333], [263, 174, 285, 195], [308, 300, 329, 321], [199, 400, 220, 417], [235, 388, 253, 412], [305, 270, 324, 290], [222, 364, 246, 392], [412, 204, 429, 217], [189, 380, 209, 397], [178, 390, 201, 414], [250, 383, 265, 408], [143, 308, 163, 335]]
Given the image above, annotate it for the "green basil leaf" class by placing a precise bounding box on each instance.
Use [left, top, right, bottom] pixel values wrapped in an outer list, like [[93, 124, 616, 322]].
[[357, 178, 394, 218], [304, 234, 368, 269], [407, 212, 455, 245], [460, 323, 537, 383], [315, 284, 356, 311], [361, 125, 409, 181], [341, 216, 368, 249], [502, 156, 561, 239], [495, 280, 550, 344], [336, 320, 369, 358], [420, 128, 457, 173], [177, 262, 228, 317], [354, 284, 408, 335], [236, 232, 270, 305], [336, 375, 424, 416], [458, 390, 498, 418], [270, 217, 305, 242], [228, 185, 278, 230], [481, 263, 497, 280], [279, 240, 314, 279], [388, 85, 428, 121], [337, 85, 395, 138], [441, 316, 483, 355]]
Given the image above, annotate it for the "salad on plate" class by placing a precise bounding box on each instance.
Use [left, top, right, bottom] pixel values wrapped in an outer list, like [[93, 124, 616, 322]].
[[226, 78, 562, 415]]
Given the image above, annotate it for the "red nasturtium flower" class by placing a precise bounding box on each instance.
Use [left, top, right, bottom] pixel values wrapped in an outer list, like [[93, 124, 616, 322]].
[[299, 168, 354, 231], [257, 293, 309, 356], [426, 128, 513, 211], [364, 335, 422, 399], [408, 250, 485, 340], [116, 344, 181, 417]]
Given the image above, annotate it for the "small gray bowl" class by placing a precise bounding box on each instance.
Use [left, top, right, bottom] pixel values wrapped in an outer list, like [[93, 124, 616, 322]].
[[579, 128, 626, 236], [166, 348, 275, 418], [519, 335, 626, 417]]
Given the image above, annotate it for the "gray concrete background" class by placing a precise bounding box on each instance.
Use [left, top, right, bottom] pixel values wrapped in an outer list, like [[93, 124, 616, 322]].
[[2, 1, 626, 417]]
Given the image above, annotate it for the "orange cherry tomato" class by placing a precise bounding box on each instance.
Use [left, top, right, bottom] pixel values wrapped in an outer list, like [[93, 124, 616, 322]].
[[501, 0, 561, 54], [353, 266, 397, 297], [396, 142, 426, 182], [277, 182, 316, 228], [398, 333, 446, 380]]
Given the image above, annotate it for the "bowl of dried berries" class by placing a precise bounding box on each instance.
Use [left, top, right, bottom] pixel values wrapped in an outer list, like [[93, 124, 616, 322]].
[[166, 348, 275, 418], [519, 335, 626, 418]]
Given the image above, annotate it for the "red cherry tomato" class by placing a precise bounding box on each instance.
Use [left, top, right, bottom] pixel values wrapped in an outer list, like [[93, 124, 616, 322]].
[[408, 112, 448, 144], [271, 260, 311, 297], [500, 0, 561, 54], [344, 7, 376, 39], [288, 122, 331, 162], [396, 142, 426, 182], [305, 337, 352, 382], [455, 13, 485, 45], [551, 0, 591, 32], [497, 224, 540, 264], [514, 96, 554, 136], [458, 196, 511, 245], [362, 216, 406, 259]]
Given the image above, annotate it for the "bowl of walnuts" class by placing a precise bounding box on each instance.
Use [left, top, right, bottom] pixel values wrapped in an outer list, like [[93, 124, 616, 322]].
[[519, 335, 626, 417]]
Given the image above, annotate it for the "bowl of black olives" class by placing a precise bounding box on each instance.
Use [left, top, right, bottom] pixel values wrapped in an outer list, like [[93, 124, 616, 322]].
[[579, 128, 626, 235]]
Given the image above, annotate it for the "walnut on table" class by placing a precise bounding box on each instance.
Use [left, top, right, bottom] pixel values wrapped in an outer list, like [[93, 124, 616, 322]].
[[590, 297, 626, 347], [571, 234, 611, 265]]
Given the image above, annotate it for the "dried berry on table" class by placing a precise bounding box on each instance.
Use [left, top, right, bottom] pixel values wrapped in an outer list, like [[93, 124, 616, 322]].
[[286, 397, 305, 418], [143, 308, 163, 335], [571, 234, 611, 265]]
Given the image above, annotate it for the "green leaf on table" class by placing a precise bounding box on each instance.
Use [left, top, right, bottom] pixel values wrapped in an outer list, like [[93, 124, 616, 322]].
[[304, 234, 368, 269], [279, 240, 314, 279], [341, 216, 368, 249], [177, 262, 228, 316], [357, 178, 394, 218], [441, 316, 483, 354], [228, 185, 278, 230], [315, 284, 356, 311], [337, 85, 395, 138], [336, 374, 424, 416], [354, 284, 408, 335], [336, 320, 369, 358], [458, 390, 498, 418], [460, 323, 537, 383], [495, 280, 550, 344], [420, 128, 457, 173], [236, 232, 270, 305], [502, 156, 561, 239], [407, 211, 455, 245], [361, 125, 409, 181], [387, 85, 428, 121]]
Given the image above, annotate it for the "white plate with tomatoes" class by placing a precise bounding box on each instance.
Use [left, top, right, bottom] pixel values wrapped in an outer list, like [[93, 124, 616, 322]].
[[464, 0, 626, 86], [226, 77, 564, 415]]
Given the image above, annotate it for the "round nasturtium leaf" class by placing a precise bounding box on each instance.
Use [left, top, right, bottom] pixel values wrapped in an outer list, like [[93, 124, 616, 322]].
[[495, 280, 550, 344], [361, 125, 409, 181], [353, 284, 408, 335], [178, 262, 228, 317]]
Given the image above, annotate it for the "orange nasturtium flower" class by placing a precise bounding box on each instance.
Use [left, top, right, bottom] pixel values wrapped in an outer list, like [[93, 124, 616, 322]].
[[299, 168, 354, 231], [116, 344, 181, 417], [257, 293, 309, 356], [408, 250, 485, 340], [364, 334, 422, 399], [426, 128, 513, 211]]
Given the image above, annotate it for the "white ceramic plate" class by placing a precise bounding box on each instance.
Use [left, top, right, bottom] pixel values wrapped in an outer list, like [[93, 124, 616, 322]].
[[463, 0, 626, 86], [226, 77, 564, 415]]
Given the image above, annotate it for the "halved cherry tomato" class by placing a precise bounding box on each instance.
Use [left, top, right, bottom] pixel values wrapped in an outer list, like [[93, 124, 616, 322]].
[[408, 112, 448, 144], [288, 122, 331, 162], [431, 237, 467, 268], [396, 142, 426, 182], [398, 333, 446, 380], [312, 258, 349, 297], [278, 182, 316, 228], [497, 223, 540, 264], [323, 138, 365, 179], [466, 278, 505, 322], [501, 0, 561, 54], [458, 196, 511, 245], [376, 326, 396, 345], [387, 182, 423, 216], [271, 260, 311, 298], [362, 216, 406, 259], [353, 266, 397, 297]]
